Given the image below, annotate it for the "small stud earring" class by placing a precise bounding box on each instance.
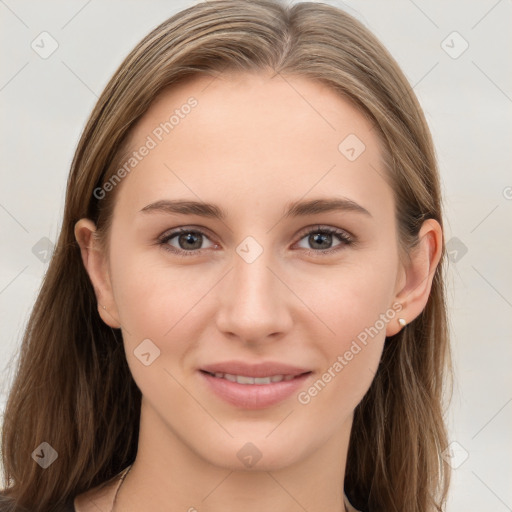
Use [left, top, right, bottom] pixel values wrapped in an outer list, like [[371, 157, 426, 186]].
[[398, 318, 406, 328], [100, 304, 106, 310]]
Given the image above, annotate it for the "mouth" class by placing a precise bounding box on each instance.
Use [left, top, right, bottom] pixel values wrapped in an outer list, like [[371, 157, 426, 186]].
[[197, 361, 313, 409], [201, 370, 303, 386], [200, 370, 309, 385]]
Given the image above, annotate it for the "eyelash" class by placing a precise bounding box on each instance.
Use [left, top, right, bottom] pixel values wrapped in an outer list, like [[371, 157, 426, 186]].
[[157, 225, 354, 258]]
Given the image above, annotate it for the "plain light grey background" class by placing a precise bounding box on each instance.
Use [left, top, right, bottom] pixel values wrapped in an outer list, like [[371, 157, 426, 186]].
[[1, 0, 511, 510]]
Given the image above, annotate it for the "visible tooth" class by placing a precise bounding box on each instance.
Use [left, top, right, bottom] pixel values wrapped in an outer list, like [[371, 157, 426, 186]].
[[254, 377, 272, 384], [236, 375, 255, 384], [214, 373, 296, 384]]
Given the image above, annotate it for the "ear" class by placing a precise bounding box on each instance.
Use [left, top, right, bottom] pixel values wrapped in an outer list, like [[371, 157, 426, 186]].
[[74, 218, 121, 329], [386, 218, 443, 336]]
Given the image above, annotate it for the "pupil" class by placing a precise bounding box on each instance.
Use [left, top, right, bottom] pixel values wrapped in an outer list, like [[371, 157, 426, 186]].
[[311, 233, 331, 249], [180, 232, 201, 249]]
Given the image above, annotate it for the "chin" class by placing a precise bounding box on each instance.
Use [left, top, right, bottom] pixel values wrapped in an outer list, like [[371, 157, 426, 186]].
[[192, 432, 310, 472]]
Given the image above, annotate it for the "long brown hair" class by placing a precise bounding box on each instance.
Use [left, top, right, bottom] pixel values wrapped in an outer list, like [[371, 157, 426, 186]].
[[1, 1, 452, 510]]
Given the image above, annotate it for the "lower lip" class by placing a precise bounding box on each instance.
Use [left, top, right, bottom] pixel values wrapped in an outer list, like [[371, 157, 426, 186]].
[[199, 371, 312, 409]]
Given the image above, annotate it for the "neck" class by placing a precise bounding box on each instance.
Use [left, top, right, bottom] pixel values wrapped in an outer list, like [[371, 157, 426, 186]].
[[116, 399, 353, 512]]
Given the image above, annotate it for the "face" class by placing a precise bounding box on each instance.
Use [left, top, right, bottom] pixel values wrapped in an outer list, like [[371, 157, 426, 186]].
[[86, 71, 408, 471]]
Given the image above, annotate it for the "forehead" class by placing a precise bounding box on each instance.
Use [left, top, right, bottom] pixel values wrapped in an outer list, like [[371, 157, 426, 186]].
[[114, 71, 394, 223]]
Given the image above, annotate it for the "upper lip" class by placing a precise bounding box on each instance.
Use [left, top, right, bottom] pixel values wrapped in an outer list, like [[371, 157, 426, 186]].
[[200, 361, 311, 378]]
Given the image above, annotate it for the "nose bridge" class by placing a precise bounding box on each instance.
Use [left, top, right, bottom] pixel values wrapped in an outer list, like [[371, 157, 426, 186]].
[[215, 235, 291, 342]]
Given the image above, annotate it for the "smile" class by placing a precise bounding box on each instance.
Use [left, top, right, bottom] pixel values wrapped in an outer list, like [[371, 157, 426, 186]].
[[203, 371, 297, 384], [199, 368, 312, 409]]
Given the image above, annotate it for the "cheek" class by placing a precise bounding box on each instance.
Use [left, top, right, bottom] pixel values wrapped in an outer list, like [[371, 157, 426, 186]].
[[109, 252, 201, 403], [294, 258, 396, 408], [109, 245, 203, 336], [297, 295, 388, 420], [296, 256, 396, 342], [109, 247, 218, 390]]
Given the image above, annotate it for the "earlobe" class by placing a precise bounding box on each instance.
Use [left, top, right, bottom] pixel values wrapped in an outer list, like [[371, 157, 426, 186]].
[[386, 219, 443, 337], [74, 219, 121, 329]]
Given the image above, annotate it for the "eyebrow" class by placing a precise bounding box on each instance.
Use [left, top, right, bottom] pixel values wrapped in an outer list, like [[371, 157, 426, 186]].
[[139, 197, 372, 220], [283, 197, 372, 219]]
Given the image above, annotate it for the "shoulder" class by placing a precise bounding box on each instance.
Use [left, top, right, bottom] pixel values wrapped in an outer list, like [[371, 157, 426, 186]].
[[0, 467, 127, 512], [74, 465, 130, 512], [73, 476, 120, 512]]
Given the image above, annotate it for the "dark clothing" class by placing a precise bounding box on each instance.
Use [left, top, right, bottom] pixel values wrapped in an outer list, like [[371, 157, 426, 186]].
[[0, 495, 76, 511], [58, 500, 75, 512]]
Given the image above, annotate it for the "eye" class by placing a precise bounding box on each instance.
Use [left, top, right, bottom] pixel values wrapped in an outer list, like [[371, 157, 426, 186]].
[[159, 228, 216, 256], [294, 225, 353, 256], [158, 225, 354, 258]]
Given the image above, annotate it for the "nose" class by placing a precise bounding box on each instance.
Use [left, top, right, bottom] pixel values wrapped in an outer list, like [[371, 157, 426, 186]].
[[215, 243, 293, 345]]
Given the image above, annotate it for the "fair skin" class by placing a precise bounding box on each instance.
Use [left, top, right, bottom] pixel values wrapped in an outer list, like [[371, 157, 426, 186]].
[[74, 71, 442, 512]]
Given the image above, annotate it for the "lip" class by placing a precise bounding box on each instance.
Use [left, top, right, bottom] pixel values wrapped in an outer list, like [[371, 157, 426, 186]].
[[198, 360, 312, 409], [200, 361, 311, 378]]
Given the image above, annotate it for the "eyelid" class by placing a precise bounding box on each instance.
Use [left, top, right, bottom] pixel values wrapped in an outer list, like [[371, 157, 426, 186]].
[[294, 224, 354, 243], [159, 225, 216, 240]]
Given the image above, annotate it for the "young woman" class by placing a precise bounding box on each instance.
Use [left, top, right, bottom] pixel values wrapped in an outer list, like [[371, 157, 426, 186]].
[[0, 1, 452, 511]]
